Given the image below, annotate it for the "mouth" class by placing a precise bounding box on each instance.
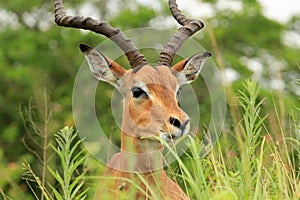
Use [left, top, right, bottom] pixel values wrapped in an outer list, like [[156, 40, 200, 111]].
[[159, 119, 190, 143], [159, 130, 183, 143]]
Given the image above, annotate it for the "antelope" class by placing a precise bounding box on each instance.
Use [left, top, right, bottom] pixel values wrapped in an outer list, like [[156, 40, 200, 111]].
[[54, 0, 211, 199]]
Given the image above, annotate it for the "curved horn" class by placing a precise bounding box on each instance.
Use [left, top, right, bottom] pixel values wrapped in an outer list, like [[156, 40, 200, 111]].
[[54, 0, 147, 69], [158, 0, 204, 67]]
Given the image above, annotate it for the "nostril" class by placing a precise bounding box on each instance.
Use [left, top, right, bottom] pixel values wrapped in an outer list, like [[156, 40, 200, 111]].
[[169, 117, 181, 129]]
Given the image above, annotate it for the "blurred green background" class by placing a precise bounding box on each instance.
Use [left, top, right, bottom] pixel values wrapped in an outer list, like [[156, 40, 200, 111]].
[[0, 0, 299, 199]]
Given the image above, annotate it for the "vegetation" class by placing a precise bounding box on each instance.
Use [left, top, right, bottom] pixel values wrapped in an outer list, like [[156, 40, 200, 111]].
[[0, 0, 299, 199], [23, 127, 88, 200], [166, 80, 299, 200]]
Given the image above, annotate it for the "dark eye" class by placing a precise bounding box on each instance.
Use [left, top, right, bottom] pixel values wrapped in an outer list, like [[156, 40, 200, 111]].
[[132, 87, 147, 98]]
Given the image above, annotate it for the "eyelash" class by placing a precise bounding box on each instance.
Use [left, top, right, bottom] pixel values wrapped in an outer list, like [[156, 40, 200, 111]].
[[131, 87, 148, 98], [131, 87, 181, 107]]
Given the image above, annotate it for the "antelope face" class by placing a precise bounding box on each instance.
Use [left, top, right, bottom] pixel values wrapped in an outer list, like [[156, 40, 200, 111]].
[[80, 44, 211, 143], [123, 65, 189, 142]]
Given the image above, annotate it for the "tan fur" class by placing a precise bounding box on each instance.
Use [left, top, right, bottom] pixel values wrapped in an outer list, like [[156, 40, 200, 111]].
[[106, 57, 126, 78], [171, 59, 188, 72], [93, 65, 191, 200]]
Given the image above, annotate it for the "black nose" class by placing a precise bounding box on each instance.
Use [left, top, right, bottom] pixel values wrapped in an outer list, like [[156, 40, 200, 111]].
[[169, 117, 181, 129]]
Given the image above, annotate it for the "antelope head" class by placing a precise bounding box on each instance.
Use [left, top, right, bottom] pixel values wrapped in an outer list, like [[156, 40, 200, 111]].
[[54, 0, 211, 151]]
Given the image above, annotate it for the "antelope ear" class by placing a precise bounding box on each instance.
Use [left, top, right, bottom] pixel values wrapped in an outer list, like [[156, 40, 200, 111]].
[[172, 52, 211, 85], [79, 44, 126, 88]]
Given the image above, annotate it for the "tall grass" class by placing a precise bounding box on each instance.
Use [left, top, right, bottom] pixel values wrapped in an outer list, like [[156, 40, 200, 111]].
[[20, 83, 55, 200], [164, 79, 300, 200], [22, 79, 299, 200]]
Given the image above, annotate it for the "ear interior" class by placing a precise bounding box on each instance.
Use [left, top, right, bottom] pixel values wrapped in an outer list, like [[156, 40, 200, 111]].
[[79, 44, 126, 88], [171, 51, 211, 85]]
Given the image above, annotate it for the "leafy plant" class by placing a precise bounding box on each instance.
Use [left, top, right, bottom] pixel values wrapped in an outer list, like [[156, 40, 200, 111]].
[[24, 127, 88, 200], [48, 127, 88, 200]]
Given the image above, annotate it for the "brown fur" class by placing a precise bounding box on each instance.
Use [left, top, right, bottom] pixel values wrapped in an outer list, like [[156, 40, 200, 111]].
[[93, 65, 190, 200]]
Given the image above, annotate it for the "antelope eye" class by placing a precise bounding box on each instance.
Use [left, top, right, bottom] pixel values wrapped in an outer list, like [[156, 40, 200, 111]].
[[131, 87, 147, 98]]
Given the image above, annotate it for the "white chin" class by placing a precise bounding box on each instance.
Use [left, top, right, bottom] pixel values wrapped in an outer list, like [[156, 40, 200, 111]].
[[159, 132, 181, 143]]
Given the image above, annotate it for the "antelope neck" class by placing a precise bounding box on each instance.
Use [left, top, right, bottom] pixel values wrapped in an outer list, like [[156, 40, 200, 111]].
[[119, 132, 164, 172]]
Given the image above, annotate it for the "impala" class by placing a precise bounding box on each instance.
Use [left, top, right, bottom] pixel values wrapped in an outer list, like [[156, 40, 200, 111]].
[[54, 0, 211, 199]]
